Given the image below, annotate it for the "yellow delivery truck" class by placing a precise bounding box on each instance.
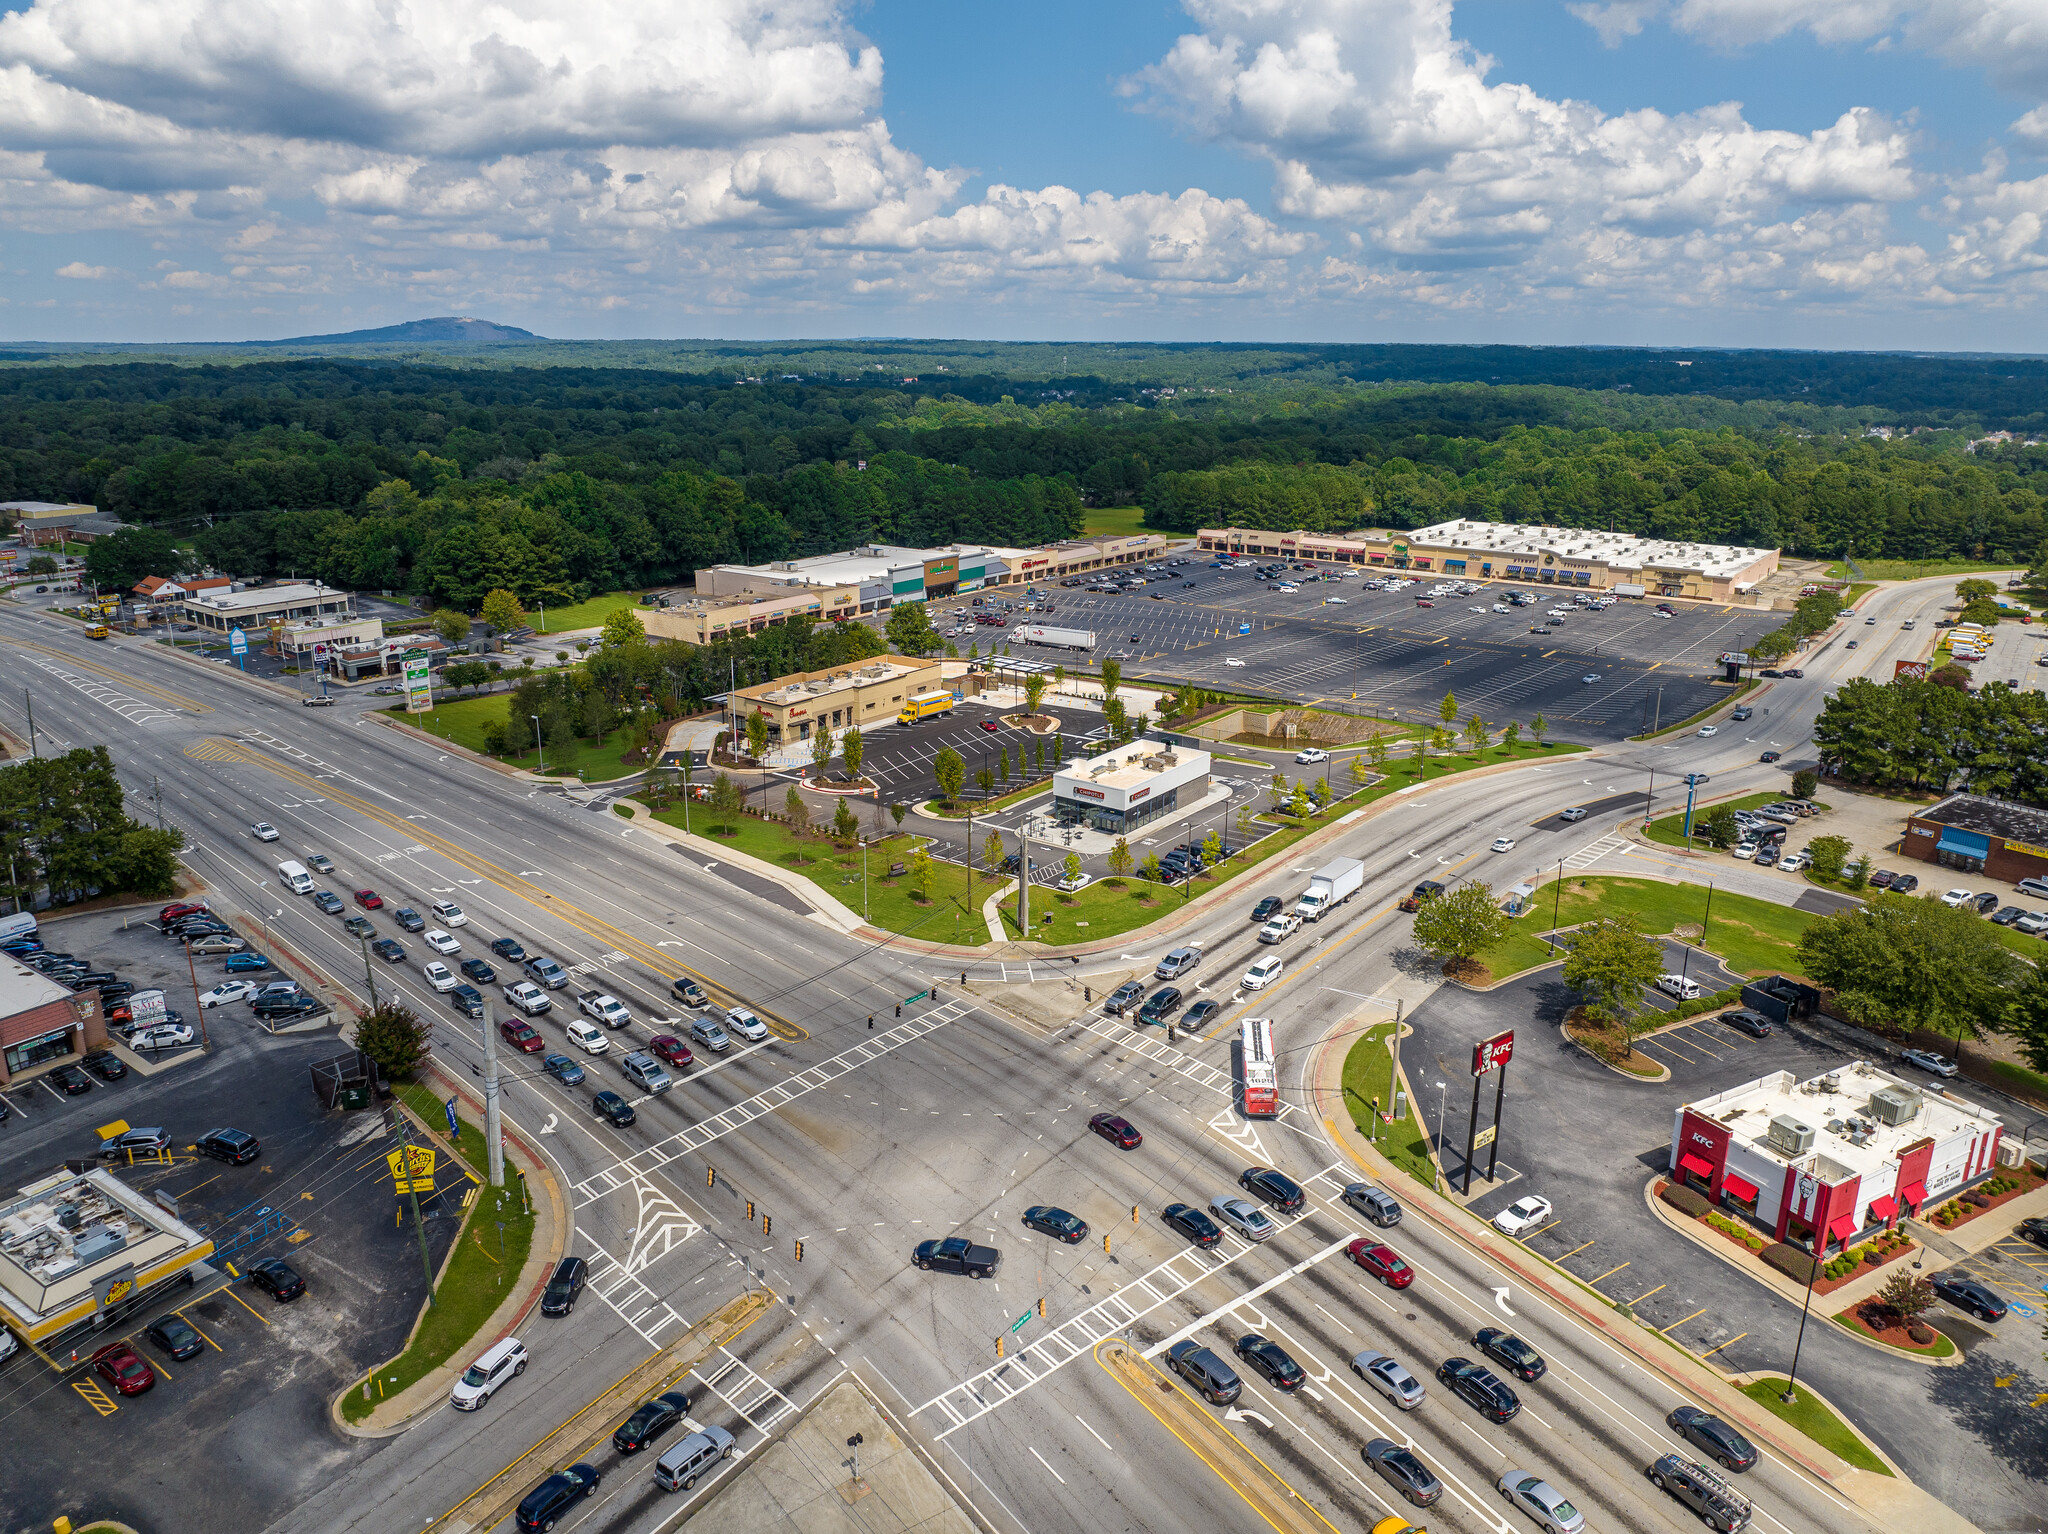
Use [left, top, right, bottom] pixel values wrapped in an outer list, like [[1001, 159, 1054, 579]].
[[896, 691, 955, 726]]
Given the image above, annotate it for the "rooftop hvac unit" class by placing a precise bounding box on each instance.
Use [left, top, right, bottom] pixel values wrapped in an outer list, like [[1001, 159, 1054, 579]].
[[1869, 1087, 1920, 1127], [73, 1223, 128, 1263], [1767, 1115, 1816, 1157]]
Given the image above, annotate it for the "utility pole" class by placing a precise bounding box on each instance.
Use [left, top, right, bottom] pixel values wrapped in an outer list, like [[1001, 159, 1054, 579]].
[[1387, 997, 1405, 1127], [152, 775, 164, 831], [24, 689, 37, 757], [183, 937, 210, 1050], [1015, 819, 1030, 935], [359, 933, 379, 1011], [531, 714, 544, 774], [481, 1011, 503, 1188], [391, 1106, 438, 1307]]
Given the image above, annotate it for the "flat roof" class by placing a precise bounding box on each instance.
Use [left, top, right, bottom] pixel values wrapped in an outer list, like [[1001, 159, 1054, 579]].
[[1408, 520, 1772, 578], [0, 1168, 212, 1331], [1912, 792, 2048, 845], [1, 953, 74, 1017], [1058, 742, 1212, 792], [738, 656, 935, 707], [181, 582, 351, 613]]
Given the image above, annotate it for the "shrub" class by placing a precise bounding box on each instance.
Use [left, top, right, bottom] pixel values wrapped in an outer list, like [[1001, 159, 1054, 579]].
[[1907, 1324, 1934, 1344], [1762, 1243, 1820, 1284], [1864, 1248, 1881, 1265], [1745, 1236, 1765, 1252], [1661, 1184, 1711, 1218]]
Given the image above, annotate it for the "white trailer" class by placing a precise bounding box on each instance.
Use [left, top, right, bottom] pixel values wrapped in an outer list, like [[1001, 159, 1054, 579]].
[[1015, 624, 1096, 651], [1294, 857, 1364, 922]]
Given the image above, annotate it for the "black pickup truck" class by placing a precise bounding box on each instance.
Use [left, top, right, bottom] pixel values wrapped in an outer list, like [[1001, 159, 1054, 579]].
[[912, 1236, 1001, 1278]]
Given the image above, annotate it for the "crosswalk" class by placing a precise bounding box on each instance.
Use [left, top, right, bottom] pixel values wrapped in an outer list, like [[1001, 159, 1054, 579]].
[[689, 1346, 799, 1439], [1564, 831, 1627, 870], [28, 655, 181, 726], [575, 1226, 691, 1347], [1069, 1011, 1312, 1134]]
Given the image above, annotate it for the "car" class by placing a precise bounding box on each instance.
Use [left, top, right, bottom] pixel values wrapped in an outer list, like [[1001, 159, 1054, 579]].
[[248, 1257, 307, 1302], [2017, 911, 2048, 935], [2013, 1215, 2048, 1249], [724, 1006, 769, 1042], [540, 1256, 589, 1317], [145, 1313, 207, 1361], [1343, 1182, 1403, 1226], [1967, 889, 2001, 915], [1668, 1404, 1760, 1471], [613, 1390, 692, 1453], [81, 1051, 127, 1081], [1055, 871, 1093, 892], [1490, 836, 1516, 853], [1698, 725, 1718, 737], [450, 1337, 527, 1409], [1901, 1048, 1958, 1077], [1497, 1470, 1586, 1534], [342, 914, 376, 940], [1488, 1195, 1553, 1238], [1363, 1438, 1443, 1508], [45, 1062, 92, 1094], [1351, 1349, 1426, 1409], [1137, 986, 1185, 1026], [200, 979, 257, 1008], [460, 957, 497, 984], [1783, 667, 1803, 678], [1720, 1009, 1773, 1038], [1656, 973, 1703, 1000], [670, 977, 709, 1009], [1846, 639, 1859, 649], [352, 888, 383, 909], [1347, 1238, 1415, 1287], [648, 1034, 694, 1068], [392, 906, 426, 933], [189, 934, 247, 955], [978, 718, 1001, 732], [423, 961, 459, 992], [251, 994, 321, 1019], [1475, 1327, 1547, 1382], [1930, 1271, 2008, 1321], [1239, 1166, 1306, 1214], [1162, 1202, 1222, 1248], [1240, 954, 1286, 995], [306, 853, 336, 874], [312, 890, 345, 914], [1224, 656, 1246, 667], [2018, 876, 2048, 899], [448, 984, 485, 1018], [1231, 1332, 1306, 1392], [1022, 1206, 1089, 1243], [1558, 805, 1588, 823], [542, 1053, 586, 1085], [515, 1463, 600, 1532], [223, 951, 271, 973], [1103, 980, 1147, 1017], [1257, 913, 1300, 945], [557, 1019, 607, 1055], [499, 1019, 545, 1053], [1088, 1111, 1142, 1149], [1164, 1340, 1241, 1404], [594, 1090, 635, 1127], [490, 936, 528, 961], [1182, 998, 1223, 1031], [131, 1023, 197, 1049], [100, 1126, 170, 1159], [1294, 747, 1328, 764], [371, 937, 406, 962], [1777, 851, 1812, 873], [1991, 905, 2028, 926], [92, 1340, 157, 1396], [1209, 1194, 1278, 1242], [1890, 873, 1919, 893], [1580, 673, 1602, 685], [1437, 1358, 1520, 1422], [431, 900, 468, 928], [1250, 896, 1284, 922], [251, 822, 280, 842]]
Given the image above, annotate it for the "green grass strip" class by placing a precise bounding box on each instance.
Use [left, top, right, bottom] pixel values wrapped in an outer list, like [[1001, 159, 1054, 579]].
[[1477, 874, 1814, 980], [1339, 1023, 1439, 1190], [1737, 1378, 1892, 1475]]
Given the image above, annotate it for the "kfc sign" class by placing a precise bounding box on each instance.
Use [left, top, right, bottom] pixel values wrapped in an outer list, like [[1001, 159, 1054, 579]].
[[1471, 1030, 1515, 1076], [1689, 1130, 1717, 1149]]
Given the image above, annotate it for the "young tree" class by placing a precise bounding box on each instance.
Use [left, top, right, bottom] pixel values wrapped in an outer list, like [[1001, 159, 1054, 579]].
[[975, 767, 996, 798], [784, 784, 811, 837], [1063, 850, 1084, 884], [1107, 837, 1134, 880], [1874, 1269, 1937, 1329], [1141, 851, 1164, 883], [480, 588, 526, 633], [599, 607, 646, 650], [828, 798, 855, 841], [1310, 777, 1333, 809], [1024, 673, 1049, 714], [984, 830, 1006, 874], [1202, 829, 1223, 865], [885, 602, 940, 655], [1412, 734, 1430, 777], [1412, 881, 1512, 969], [480, 718, 509, 757], [1464, 713, 1490, 752], [933, 746, 966, 804], [744, 709, 770, 762], [709, 772, 744, 831], [1031, 735, 1045, 774], [1367, 731, 1389, 772], [1807, 834, 1852, 880], [1792, 768, 1820, 799], [1696, 804, 1740, 849], [1100, 659, 1121, 703], [1103, 697, 1128, 741], [354, 1001, 432, 1081], [1529, 712, 1549, 746], [1563, 915, 1665, 1030], [890, 802, 908, 829], [1052, 664, 1066, 692], [1502, 719, 1522, 749], [997, 749, 1011, 786], [1845, 853, 1871, 890], [810, 723, 835, 778], [908, 842, 936, 902], [1287, 780, 1313, 817], [431, 607, 472, 647], [1236, 803, 1257, 843], [1439, 690, 1458, 726], [841, 725, 864, 782], [1430, 726, 1455, 755]]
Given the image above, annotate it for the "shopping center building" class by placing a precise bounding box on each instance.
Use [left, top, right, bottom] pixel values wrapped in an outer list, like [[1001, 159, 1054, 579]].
[[1052, 743, 1211, 835], [1, 949, 106, 1085], [1900, 793, 2048, 883], [1670, 1061, 2010, 1252], [1196, 520, 1779, 601], [726, 655, 946, 747]]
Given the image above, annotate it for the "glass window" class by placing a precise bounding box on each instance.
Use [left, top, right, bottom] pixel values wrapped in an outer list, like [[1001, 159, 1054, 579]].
[[6, 1027, 78, 1073]]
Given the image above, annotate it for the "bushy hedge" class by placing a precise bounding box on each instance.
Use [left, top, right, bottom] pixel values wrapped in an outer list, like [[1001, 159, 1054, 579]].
[[1672, 987, 1743, 1021], [1660, 1183, 1711, 1218], [1762, 1242, 1819, 1284]]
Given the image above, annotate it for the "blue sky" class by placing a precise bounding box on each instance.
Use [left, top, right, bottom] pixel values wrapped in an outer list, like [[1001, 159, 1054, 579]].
[[2, 0, 2047, 347]]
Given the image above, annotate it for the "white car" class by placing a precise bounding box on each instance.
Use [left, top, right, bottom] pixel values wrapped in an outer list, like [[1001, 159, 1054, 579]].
[[1581, 673, 1601, 684], [1258, 913, 1300, 943], [1242, 954, 1284, 990], [424, 929, 461, 955], [2016, 911, 2048, 934], [1776, 851, 1811, 873], [1939, 888, 1973, 908], [1697, 725, 1718, 737], [725, 1006, 769, 1042], [1324, 596, 1348, 605], [1492, 1195, 1553, 1237], [1655, 973, 1703, 1000], [564, 1019, 610, 1054], [1490, 837, 1516, 853], [1208, 1193, 1277, 1242], [251, 822, 280, 842], [132, 1023, 196, 1049], [430, 901, 468, 927], [1224, 657, 1246, 667], [1492, 603, 1512, 613], [1469, 605, 1486, 613], [421, 961, 457, 992], [1056, 871, 1093, 892], [1294, 747, 1328, 764], [199, 980, 256, 1008]]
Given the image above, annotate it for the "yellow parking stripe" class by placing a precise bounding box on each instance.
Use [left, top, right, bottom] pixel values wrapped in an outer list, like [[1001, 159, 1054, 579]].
[[72, 1379, 119, 1415], [225, 1287, 272, 1326], [1587, 1261, 1631, 1288], [1659, 1307, 1709, 1335], [175, 1309, 224, 1351]]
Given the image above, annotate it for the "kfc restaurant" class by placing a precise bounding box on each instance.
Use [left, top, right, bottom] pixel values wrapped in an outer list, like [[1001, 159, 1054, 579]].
[[1669, 1062, 2010, 1252]]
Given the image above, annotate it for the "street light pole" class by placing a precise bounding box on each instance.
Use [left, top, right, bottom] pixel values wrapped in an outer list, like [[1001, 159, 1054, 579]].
[[531, 714, 544, 774]]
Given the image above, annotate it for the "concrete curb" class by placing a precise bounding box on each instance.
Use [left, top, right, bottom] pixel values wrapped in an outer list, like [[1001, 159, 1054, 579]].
[[1559, 1016, 1672, 1083]]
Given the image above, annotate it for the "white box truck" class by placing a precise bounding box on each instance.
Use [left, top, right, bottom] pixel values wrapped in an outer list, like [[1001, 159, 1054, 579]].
[[1294, 857, 1364, 922], [1015, 624, 1096, 651]]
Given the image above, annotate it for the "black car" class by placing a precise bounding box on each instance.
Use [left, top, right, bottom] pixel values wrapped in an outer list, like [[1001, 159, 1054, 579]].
[[1182, 999, 1224, 1031], [312, 891, 345, 914], [371, 937, 406, 962], [1719, 1009, 1773, 1038], [1136, 986, 1185, 1026], [1474, 1328, 1547, 1382], [248, 1258, 306, 1302], [540, 1256, 588, 1317], [515, 1463, 599, 1533], [1930, 1272, 2008, 1321], [49, 1064, 92, 1094], [198, 1127, 261, 1164], [1233, 1333, 1306, 1391], [594, 1091, 636, 1127], [1890, 873, 1919, 893], [392, 906, 426, 933], [1437, 1358, 1520, 1422], [1969, 891, 2001, 915], [491, 936, 528, 961], [1022, 1206, 1089, 1243], [461, 957, 497, 984], [613, 1390, 691, 1453], [1251, 896, 1285, 921], [81, 1051, 128, 1081], [1103, 981, 1146, 1017], [1162, 1202, 1222, 1249], [1362, 1437, 1443, 1507], [1667, 1404, 1760, 1471], [145, 1314, 207, 1361], [2016, 1216, 2048, 1249], [449, 984, 486, 1018], [1239, 1166, 1306, 1214], [1991, 905, 2027, 926], [67, 971, 119, 990]]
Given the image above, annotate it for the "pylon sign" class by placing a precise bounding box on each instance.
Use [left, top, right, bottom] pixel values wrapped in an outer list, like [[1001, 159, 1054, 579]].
[[386, 1144, 436, 1194]]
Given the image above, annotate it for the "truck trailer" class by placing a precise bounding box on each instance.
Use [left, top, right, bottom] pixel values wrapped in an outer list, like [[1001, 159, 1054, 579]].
[[1014, 624, 1096, 651], [1294, 857, 1364, 922]]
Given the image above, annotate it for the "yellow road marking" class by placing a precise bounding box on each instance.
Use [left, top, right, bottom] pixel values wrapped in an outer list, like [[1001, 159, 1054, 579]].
[[1659, 1307, 1708, 1334], [1648, 662, 1661, 672], [1541, 649, 1557, 658], [1557, 1238, 1596, 1262], [0, 634, 210, 712], [225, 1287, 272, 1326], [175, 1309, 224, 1351], [1528, 1218, 1562, 1238], [1587, 1261, 1631, 1287], [1626, 1283, 1667, 1306], [1699, 1333, 1747, 1359], [71, 1379, 119, 1415]]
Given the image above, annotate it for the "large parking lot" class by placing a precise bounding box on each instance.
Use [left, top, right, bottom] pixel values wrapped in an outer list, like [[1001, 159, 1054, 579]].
[[924, 559, 1778, 742]]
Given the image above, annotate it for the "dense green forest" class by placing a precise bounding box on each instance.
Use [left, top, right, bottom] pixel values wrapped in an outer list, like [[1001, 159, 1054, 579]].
[[4, 355, 2047, 608]]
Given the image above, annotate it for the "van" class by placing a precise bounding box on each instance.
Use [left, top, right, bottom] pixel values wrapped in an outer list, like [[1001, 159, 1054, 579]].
[[0, 911, 37, 945], [652, 1425, 736, 1492], [620, 1052, 672, 1094], [524, 955, 570, 989], [1155, 946, 1201, 981], [276, 860, 314, 896]]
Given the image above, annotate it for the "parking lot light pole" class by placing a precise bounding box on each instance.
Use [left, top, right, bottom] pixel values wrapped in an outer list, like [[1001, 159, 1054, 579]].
[[480, 1010, 503, 1187], [183, 937, 210, 1051], [531, 713, 544, 774], [1781, 1245, 1821, 1404]]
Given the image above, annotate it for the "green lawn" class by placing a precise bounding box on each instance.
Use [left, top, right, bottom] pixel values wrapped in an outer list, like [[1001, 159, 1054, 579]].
[[1080, 503, 1152, 539], [924, 776, 1057, 818], [1341, 1023, 1438, 1190], [340, 1083, 534, 1424], [1981, 1057, 2048, 1107], [1825, 558, 2021, 584], [390, 693, 643, 781], [526, 589, 654, 635], [1476, 875, 1815, 980], [1644, 794, 1829, 850], [1737, 1378, 1892, 1475]]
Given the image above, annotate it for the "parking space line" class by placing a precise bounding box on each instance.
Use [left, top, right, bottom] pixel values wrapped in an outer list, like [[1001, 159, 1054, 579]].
[[1658, 1307, 1709, 1335], [1698, 1332, 1747, 1359], [175, 1308, 225, 1351], [1527, 1218, 1562, 1239], [225, 1287, 273, 1325], [1587, 1261, 1631, 1287], [1556, 1238, 1595, 1262], [1625, 1283, 1667, 1306]]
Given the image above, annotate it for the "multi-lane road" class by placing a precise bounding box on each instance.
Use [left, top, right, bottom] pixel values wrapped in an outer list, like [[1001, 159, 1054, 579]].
[[0, 575, 2010, 1534]]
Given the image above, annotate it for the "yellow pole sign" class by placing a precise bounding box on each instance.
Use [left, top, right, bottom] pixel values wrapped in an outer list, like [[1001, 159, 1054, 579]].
[[386, 1144, 437, 1194]]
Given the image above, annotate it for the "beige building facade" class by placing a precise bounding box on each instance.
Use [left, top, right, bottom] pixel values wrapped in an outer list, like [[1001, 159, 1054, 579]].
[[730, 655, 946, 746]]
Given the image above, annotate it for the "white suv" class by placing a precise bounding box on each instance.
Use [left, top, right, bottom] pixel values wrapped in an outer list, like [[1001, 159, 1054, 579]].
[[450, 1337, 527, 1410], [1655, 973, 1702, 1000]]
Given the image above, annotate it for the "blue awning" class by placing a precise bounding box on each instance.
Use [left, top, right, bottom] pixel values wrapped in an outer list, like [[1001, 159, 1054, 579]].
[[1937, 829, 1991, 857]]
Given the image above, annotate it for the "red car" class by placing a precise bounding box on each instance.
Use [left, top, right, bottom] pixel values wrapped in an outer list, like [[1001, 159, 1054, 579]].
[[92, 1341, 156, 1396], [353, 888, 383, 909], [649, 1034, 694, 1069], [159, 901, 210, 922], [1089, 1112, 1142, 1149], [499, 1019, 544, 1054], [1348, 1238, 1415, 1289], [980, 719, 1000, 732]]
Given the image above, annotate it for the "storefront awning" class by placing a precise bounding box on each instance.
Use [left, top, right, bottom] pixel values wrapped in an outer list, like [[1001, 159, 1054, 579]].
[[1721, 1174, 1759, 1202], [1936, 829, 1991, 859], [1828, 1214, 1859, 1242], [1900, 1181, 1927, 1206], [1868, 1195, 1898, 1220], [1678, 1152, 1714, 1179]]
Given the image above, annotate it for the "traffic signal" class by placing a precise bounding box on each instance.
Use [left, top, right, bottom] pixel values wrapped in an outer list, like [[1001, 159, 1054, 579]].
[[762, 1214, 771, 1237], [794, 1239, 804, 1262], [1036, 1296, 1045, 1318], [1084, 987, 1092, 1003], [707, 1166, 716, 1189], [1132, 1205, 1139, 1224], [746, 1199, 755, 1221], [895, 1003, 902, 1018], [996, 1335, 1004, 1359], [1102, 1233, 1111, 1254]]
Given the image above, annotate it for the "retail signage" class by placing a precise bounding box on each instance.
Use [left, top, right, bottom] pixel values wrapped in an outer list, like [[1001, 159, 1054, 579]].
[[1072, 786, 1105, 800], [92, 1263, 139, 1317], [1471, 1030, 1515, 1076], [1718, 651, 1750, 666], [127, 989, 166, 1029], [1129, 787, 1151, 804], [1894, 660, 1928, 681], [1473, 1124, 1497, 1150], [228, 627, 248, 656], [403, 654, 432, 714], [1924, 1163, 1965, 1198], [386, 1144, 437, 1195]]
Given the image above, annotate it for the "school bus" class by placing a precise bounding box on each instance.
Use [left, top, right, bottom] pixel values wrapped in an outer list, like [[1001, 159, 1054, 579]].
[[85, 623, 110, 640]]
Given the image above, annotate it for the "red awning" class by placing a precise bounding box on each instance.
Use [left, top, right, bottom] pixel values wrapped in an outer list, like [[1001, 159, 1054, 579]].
[[1721, 1174, 1759, 1201], [1678, 1152, 1715, 1179], [1900, 1181, 1927, 1206], [1869, 1196, 1898, 1220], [1829, 1214, 1859, 1242]]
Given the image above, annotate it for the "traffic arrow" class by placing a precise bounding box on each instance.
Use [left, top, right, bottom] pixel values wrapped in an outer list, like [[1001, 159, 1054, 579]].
[[539, 1114, 559, 1135], [1224, 1406, 1274, 1429], [1492, 1286, 1515, 1317]]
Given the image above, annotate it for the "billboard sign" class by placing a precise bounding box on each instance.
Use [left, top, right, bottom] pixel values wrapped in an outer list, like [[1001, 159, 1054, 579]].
[[126, 989, 166, 1029], [385, 1144, 437, 1195], [228, 627, 248, 656], [1716, 651, 1749, 666], [1471, 1030, 1516, 1077], [403, 654, 432, 714], [1894, 660, 1929, 681]]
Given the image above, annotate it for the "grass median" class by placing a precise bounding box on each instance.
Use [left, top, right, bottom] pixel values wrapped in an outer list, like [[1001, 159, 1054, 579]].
[[1475, 875, 1814, 981], [390, 692, 643, 781], [1340, 1021, 1439, 1190], [1737, 1378, 1891, 1475], [339, 1083, 535, 1424]]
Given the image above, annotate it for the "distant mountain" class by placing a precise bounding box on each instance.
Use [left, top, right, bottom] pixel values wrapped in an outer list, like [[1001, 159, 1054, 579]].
[[253, 316, 541, 345]]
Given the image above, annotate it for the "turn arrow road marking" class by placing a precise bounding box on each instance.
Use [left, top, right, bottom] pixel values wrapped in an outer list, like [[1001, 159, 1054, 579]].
[[1492, 1286, 1515, 1318]]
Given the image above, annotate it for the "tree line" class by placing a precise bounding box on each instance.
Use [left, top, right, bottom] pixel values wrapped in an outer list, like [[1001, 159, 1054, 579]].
[[0, 747, 187, 909]]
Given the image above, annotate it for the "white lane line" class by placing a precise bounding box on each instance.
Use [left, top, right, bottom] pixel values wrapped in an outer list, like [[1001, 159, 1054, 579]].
[[1074, 1414, 1115, 1454], [1028, 1446, 1066, 1485]]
